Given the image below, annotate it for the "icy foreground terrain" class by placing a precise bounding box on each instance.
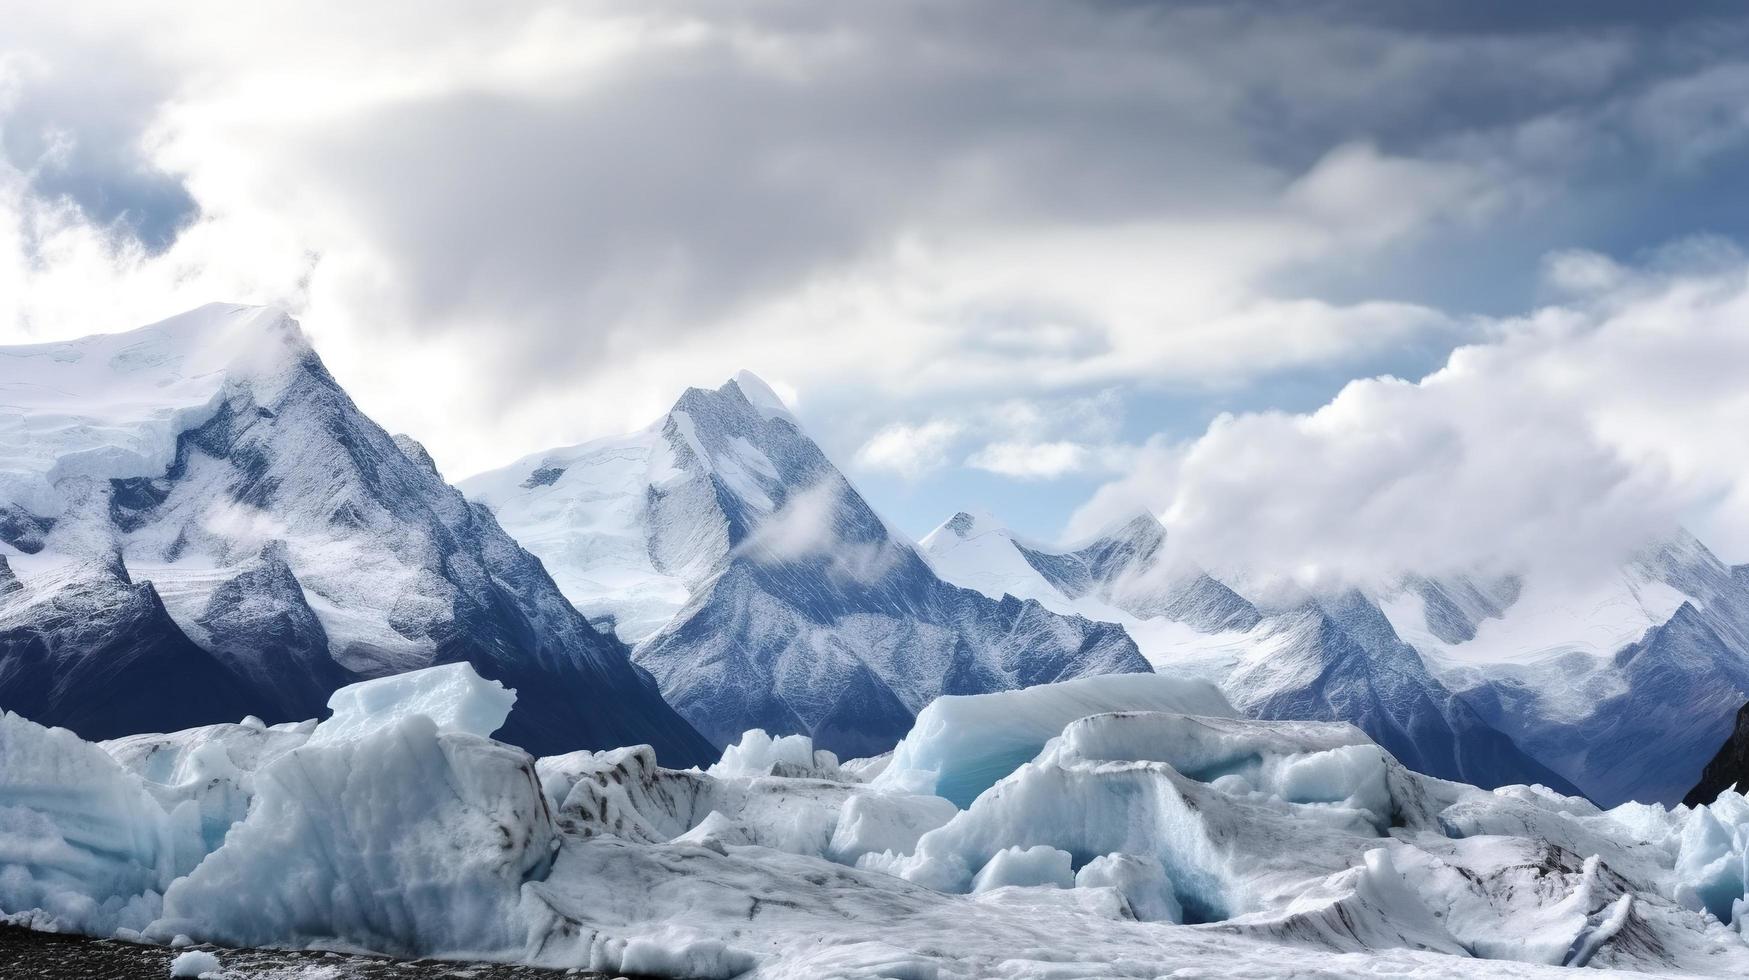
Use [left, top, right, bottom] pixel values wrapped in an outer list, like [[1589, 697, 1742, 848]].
[[5, 666, 1749, 978]]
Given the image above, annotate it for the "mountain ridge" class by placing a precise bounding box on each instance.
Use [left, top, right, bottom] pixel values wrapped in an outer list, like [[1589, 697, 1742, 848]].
[[0, 304, 712, 764]]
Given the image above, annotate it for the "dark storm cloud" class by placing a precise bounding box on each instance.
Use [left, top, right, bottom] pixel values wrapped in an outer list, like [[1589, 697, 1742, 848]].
[[7, 0, 1749, 562], [234, 0, 1740, 394], [0, 42, 197, 253]]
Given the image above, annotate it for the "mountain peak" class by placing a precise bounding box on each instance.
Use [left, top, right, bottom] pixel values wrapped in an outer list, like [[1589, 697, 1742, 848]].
[[931, 509, 1008, 542], [1074, 508, 1167, 552], [0, 303, 316, 519], [728, 370, 795, 422]]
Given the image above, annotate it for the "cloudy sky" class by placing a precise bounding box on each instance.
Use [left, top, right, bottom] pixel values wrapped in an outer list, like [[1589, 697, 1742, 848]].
[[4, 1, 1749, 585]]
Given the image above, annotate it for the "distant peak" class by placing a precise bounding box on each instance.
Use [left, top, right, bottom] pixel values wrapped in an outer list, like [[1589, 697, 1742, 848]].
[[1062, 508, 1166, 552], [934, 509, 1007, 540], [1109, 510, 1167, 542], [728, 370, 795, 422]]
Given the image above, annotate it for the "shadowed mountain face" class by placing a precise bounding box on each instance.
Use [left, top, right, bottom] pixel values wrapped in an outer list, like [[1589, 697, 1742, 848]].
[[1687, 701, 1749, 807], [464, 375, 1151, 758], [1228, 591, 1582, 798], [1431, 535, 1749, 806], [0, 305, 711, 765]]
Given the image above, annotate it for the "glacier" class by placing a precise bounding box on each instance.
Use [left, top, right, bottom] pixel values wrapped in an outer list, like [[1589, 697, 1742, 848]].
[[4, 663, 1749, 978], [461, 373, 1151, 758], [0, 304, 712, 765]]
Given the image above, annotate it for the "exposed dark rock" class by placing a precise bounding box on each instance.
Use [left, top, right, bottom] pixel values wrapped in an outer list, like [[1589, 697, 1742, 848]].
[[1685, 700, 1749, 807]]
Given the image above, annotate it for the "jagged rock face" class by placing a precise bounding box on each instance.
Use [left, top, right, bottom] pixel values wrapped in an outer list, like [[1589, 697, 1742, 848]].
[[0, 558, 255, 738], [1686, 701, 1749, 806], [918, 510, 1560, 794], [1436, 535, 1749, 806], [1012, 515, 1261, 633], [1228, 592, 1581, 796], [465, 375, 1151, 758], [920, 509, 1260, 633], [0, 305, 712, 765], [191, 541, 347, 722]]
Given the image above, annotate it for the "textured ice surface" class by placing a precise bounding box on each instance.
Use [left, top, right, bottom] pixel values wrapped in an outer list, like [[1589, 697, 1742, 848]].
[[873, 672, 1235, 806], [311, 662, 515, 744], [151, 714, 554, 956], [6, 669, 1749, 978], [707, 728, 841, 780], [969, 844, 1075, 892], [167, 948, 219, 977]]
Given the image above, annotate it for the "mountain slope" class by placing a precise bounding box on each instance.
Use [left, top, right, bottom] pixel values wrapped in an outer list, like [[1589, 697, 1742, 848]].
[[1685, 700, 1749, 806], [921, 509, 1259, 632], [463, 374, 1150, 757], [920, 511, 1571, 793], [0, 304, 711, 764], [1415, 534, 1749, 806]]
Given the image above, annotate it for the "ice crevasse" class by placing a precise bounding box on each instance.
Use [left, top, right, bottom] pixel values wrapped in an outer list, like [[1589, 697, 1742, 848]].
[[4, 663, 1749, 978]]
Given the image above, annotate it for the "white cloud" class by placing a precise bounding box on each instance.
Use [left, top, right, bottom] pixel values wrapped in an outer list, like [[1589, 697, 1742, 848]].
[[1071, 241, 1749, 584], [5, 0, 1749, 526], [0, 0, 1625, 482], [966, 441, 1090, 480], [853, 419, 964, 479], [735, 480, 901, 582]]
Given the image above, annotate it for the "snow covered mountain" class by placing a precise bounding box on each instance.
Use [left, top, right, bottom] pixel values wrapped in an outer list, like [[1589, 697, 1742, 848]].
[[1401, 533, 1749, 806], [920, 510, 1578, 795], [923, 509, 1260, 632], [462, 374, 1150, 757], [0, 304, 712, 764], [922, 509, 1749, 806]]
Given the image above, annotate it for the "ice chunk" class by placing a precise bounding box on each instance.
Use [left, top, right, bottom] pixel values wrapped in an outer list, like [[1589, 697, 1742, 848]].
[[827, 792, 958, 865], [1060, 713, 1394, 833], [971, 845, 1075, 892], [150, 714, 555, 956], [168, 949, 220, 977], [0, 712, 202, 935], [310, 662, 515, 744], [1076, 853, 1182, 923], [708, 729, 842, 780], [540, 745, 709, 844], [1674, 803, 1749, 923], [875, 673, 1236, 806], [839, 753, 891, 782]]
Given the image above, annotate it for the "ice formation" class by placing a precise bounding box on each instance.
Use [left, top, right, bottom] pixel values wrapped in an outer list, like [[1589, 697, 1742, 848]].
[[168, 949, 220, 977], [873, 671, 1235, 805], [5, 665, 1749, 978], [706, 728, 841, 779], [309, 662, 516, 744]]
